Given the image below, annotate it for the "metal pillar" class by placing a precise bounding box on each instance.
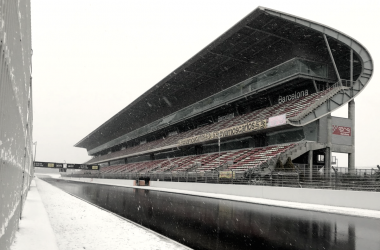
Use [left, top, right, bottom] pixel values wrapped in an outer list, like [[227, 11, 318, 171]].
[[325, 114, 332, 180], [323, 34, 342, 86], [350, 49, 354, 87], [308, 150, 313, 181], [348, 49, 355, 175], [348, 100, 355, 174], [312, 80, 319, 93], [33, 141, 37, 162]]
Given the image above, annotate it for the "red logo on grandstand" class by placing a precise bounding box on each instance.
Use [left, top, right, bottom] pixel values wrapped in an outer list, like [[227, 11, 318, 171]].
[[332, 125, 351, 136]]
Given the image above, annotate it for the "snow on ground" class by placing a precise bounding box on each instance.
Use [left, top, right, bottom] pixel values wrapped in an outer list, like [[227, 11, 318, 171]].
[[62, 177, 380, 219], [12, 178, 188, 250], [11, 180, 59, 250]]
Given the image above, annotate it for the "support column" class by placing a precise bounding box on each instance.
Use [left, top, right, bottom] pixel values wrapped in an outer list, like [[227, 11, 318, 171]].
[[308, 150, 313, 181], [325, 114, 332, 180], [324, 34, 342, 87], [348, 100, 355, 174], [312, 80, 319, 93]]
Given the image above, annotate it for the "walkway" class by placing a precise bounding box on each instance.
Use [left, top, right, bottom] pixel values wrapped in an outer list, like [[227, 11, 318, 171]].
[[11, 177, 188, 250]]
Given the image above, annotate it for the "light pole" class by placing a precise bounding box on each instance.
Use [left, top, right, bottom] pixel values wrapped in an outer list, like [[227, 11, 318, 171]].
[[33, 141, 37, 162]]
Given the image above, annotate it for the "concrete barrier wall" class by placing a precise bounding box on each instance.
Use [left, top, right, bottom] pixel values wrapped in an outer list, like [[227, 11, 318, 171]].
[[62, 177, 135, 186], [0, 1, 33, 249], [151, 181, 380, 211]]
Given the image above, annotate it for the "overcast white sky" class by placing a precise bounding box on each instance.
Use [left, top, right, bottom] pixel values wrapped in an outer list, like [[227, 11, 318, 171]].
[[32, 0, 379, 167]]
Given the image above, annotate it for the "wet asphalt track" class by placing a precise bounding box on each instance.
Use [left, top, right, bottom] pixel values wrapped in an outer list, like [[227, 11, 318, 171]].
[[40, 177, 380, 250]]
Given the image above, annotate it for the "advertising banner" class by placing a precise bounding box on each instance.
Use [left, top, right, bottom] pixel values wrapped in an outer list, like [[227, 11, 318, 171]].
[[219, 171, 236, 179], [267, 114, 287, 128], [178, 119, 267, 146], [34, 162, 99, 170], [66, 164, 100, 170], [34, 162, 63, 168]]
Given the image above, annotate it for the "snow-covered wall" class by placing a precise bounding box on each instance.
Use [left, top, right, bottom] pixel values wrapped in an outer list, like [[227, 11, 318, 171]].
[[151, 181, 380, 211], [0, 1, 33, 249]]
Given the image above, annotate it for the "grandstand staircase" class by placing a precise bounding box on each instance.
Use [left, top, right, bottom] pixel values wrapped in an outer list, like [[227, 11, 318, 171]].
[[164, 164, 179, 172], [288, 84, 351, 125], [213, 161, 231, 172], [256, 141, 326, 176], [149, 163, 162, 173], [186, 162, 201, 172]]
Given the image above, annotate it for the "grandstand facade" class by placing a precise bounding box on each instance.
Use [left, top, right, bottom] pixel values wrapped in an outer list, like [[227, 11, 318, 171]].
[[75, 7, 373, 181]]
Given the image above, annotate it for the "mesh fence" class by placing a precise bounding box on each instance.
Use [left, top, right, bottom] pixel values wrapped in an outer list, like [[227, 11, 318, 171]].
[[63, 165, 380, 192]]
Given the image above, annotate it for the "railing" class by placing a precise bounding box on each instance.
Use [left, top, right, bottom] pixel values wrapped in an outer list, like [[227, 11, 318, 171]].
[[63, 166, 380, 192], [340, 79, 353, 87]]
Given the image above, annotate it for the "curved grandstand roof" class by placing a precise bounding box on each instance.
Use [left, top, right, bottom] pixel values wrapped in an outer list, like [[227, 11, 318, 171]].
[[75, 6, 373, 151]]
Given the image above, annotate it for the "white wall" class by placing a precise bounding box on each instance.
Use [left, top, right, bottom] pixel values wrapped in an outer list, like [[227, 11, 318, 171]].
[[62, 177, 135, 186], [151, 181, 380, 211]]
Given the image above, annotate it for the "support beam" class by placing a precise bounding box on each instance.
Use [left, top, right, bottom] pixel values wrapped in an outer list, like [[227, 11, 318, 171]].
[[268, 96, 273, 106], [350, 49, 354, 95], [348, 100, 355, 175], [245, 25, 294, 44], [183, 69, 216, 79], [308, 150, 313, 181], [150, 153, 155, 161], [312, 80, 319, 92], [325, 114, 332, 181], [323, 34, 342, 86], [348, 49, 355, 174], [208, 51, 249, 64]]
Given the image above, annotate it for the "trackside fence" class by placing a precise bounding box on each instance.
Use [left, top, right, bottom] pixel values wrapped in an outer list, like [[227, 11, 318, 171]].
[[62, 165, 380, 192]]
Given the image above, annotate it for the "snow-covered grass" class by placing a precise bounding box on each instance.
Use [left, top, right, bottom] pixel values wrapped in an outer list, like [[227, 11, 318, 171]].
[[12, 178, 189, 250]]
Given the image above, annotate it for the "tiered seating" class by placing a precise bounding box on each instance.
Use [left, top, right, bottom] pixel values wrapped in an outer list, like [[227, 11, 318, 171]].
[[176, 153, 223, 171], [155, 155, 196, 172], [135, 159, 165, 173], [88, 87, 335, 165], [228, 144, 295, 171], [124, 162, 146, 173], [197, 149, 250, 172], [98, 143, 296, 175], [170, 155, 205, 172], [100, 164, 126, 174]]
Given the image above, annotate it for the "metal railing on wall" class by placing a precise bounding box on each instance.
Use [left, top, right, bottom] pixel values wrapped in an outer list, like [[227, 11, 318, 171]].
[[63, 165, 380, 192]]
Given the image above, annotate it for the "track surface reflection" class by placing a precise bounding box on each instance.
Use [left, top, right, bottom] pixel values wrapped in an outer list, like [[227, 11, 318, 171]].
[[41, 177, 380, 250]]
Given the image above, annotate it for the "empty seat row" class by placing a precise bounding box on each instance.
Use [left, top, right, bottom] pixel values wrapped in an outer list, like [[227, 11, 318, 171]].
[[98, 143, 295, 174]]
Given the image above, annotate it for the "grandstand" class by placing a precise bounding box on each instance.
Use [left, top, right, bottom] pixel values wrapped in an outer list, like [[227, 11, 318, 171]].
[[74, 7, 373, 182]]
